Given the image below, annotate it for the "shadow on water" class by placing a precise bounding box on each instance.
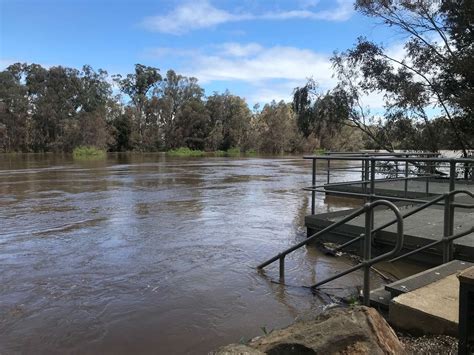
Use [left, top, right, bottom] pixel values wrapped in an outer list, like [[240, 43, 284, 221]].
[[0, 153, 417, 354]]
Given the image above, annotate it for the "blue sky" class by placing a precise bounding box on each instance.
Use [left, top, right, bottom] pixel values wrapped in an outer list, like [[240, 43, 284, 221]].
[[0, 0, 406, 106]]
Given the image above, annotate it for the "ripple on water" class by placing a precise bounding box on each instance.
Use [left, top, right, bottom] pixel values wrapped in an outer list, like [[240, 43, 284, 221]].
[[0, 154, 383, 354]]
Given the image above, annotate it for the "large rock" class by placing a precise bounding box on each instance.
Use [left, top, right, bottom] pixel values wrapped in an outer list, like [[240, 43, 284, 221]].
[[216, 306, 406, 354]]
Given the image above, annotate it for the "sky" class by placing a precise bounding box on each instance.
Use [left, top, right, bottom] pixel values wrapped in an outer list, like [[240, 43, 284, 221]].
[[0, 0, 407, 107]]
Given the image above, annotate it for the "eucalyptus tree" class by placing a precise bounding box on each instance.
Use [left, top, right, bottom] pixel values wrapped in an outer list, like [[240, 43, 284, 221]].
[[257, 101, 299, 154], [113, 64, 162, 150], [154, 70, 205, 149], [295, 0, 473, 155], [0, 63, 30, 151], [205, 91, 252, 151]]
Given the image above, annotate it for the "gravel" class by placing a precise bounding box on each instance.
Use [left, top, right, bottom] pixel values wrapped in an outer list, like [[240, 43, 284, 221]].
[[398, 332, 458, 355]]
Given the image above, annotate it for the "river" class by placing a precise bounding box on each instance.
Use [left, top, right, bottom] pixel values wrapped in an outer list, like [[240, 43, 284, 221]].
[[0, 153, 397, 354]]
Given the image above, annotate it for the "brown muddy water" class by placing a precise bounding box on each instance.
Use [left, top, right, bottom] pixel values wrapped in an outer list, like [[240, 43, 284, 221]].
[[0, 154, 416, 354]]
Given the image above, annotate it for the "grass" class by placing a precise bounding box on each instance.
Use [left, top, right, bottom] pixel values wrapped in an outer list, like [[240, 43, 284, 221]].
[[313, 148, 327, 155], [72, 146, 106, 160], [212, 150, 227, 157], [167, 147, 205, 157], [226, 147, 241, 156]]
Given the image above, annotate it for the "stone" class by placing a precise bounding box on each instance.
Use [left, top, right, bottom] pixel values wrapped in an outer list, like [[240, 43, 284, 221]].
[[247, 306, 405, 354]]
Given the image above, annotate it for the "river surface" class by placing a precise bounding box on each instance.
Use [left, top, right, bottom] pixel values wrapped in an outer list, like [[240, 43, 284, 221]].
[[0, 154, 405, 354]]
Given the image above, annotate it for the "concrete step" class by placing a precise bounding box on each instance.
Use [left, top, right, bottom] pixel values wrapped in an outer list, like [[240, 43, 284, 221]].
[[389, 273, 461, 335], [369, 287, 391, 310], [385, 259, 473, 298]]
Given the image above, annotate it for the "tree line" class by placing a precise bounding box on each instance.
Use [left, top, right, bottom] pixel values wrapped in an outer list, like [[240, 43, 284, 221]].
[[1, 1, 472, 156], [0, 63, 324, 154]]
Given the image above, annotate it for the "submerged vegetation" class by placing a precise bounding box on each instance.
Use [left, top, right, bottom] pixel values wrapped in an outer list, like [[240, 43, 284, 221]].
[[72, 146, 106, 160], [167, 147, 205, 157]]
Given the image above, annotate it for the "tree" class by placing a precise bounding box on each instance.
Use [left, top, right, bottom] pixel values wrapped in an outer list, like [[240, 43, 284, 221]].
[[206, 91, 252, 151], [113, 64, 162, 150], [295, 0, 473, 155], [154, 70, 205, 149], [257, 101, 299, 154], [175, 99, 211, 150], [0, 64, 30, 152]]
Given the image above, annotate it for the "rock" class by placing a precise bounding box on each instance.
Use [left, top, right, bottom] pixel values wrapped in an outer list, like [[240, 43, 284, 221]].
[[247, 306, 406, 354], [212, 344, 265, 355]]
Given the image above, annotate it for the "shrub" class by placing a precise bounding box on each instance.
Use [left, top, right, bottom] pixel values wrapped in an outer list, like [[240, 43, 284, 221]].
[[226, 147, 241, 156], [313, 148, 326, 155], [167, 147, 205, 157], [72, 146, 106, 160]]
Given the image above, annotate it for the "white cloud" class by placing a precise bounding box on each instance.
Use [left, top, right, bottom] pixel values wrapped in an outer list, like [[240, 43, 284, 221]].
[[185, 44, 335, 86], [141, 0, 354, 35], [146, 39, 412, 106], [261, 1, 354, 22], [250, 81, 304, 104], [141, 1, 249, 34], [148, 42, 339, 105], [218, 43, 263, 57]]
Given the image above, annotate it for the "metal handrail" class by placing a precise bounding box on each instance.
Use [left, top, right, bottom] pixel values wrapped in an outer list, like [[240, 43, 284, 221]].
[[306, 154, 473, 215], [324, 152, 440, 157], [389, 227, 474, 263], [331, 189, 474, 253], [332, 193, 448, 252], [303, 173, 441, 190], [388, 190, 474, 263], [257, 200, 404, 306], [304, 156, 474, 163], [310, 200, 403, 307]]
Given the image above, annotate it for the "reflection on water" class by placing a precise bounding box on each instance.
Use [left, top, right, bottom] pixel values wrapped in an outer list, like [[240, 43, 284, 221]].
[[0, 153, 390, 354]]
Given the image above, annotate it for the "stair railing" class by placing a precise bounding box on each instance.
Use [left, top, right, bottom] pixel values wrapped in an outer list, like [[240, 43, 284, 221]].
[[333, 189, 473, 256], [257, 199, 404, 306], [389, 190, 474, 263]]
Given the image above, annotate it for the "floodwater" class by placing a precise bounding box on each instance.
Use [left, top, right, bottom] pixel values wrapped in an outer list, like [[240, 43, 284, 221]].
[[0, 154, 406, 354]]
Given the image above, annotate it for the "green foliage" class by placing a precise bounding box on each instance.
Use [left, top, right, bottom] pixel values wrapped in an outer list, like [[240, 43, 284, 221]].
[[293, 0, 474, 155], [347, 296, 360, 307], [212, 150, 227, 157], [245, 149, 257, 156], [225, 147, 241, 156], [257, 101, 302, 154], [313, 148, 326, 155], [167, 147, 205, 157], [72, 146, 106, 160]]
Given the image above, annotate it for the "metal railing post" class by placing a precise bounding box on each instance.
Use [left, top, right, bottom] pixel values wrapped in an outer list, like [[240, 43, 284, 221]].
[[425, 162, 430, 196], [443, 193, 455, 263], [327, 159, 330, 184], [370, 157, 376, 230], [426, 176, 429, 196], [404, 155, 409, 198], [363, 207, 373, 306], [449, 159, 456, 192], [279, 256, 285, 281], [361, 159, 365, 185], [364, 155, 370, 201], [442, 160, 457, 262], [311, 159, 316, 215]]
